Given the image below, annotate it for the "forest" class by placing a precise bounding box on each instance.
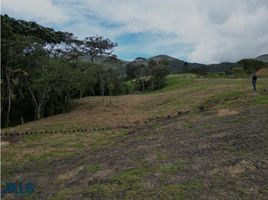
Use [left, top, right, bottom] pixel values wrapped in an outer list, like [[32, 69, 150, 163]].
[[1, 15, 168, 127]]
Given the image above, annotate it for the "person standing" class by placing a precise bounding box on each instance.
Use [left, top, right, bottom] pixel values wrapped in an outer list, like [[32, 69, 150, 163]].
[[252, 72, 258, 92]]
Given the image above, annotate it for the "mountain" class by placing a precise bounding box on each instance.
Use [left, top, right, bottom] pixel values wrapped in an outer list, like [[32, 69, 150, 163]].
[[134, 55, 236, 73], [80, 54, 268, 74], [255, 54, 268, 63]]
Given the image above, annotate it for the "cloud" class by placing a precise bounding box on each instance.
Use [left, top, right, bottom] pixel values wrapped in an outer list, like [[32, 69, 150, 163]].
[[1, 0, 268, 63], [1, 0, 69, 24]]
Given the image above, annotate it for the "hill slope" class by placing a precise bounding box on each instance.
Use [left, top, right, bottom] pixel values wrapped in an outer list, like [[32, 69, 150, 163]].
[[1, 76, 268, 199], [255, 54, 268, 63]]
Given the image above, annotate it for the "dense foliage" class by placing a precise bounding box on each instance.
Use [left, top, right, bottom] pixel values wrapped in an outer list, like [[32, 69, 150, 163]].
[[224, 59, 267, 77], [126, 59, 169, 91], [1, 15, 122, 127], [237, 59, 266, 74]]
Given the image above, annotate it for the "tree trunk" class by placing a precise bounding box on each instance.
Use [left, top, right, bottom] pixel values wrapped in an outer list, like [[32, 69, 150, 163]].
[[50, 102, 54, 115], [36, 105, 42, 120], [99, 73, 105, 105], [5, 66, 11, 127], [21, 117, 24, 124], [25, 78, 48, 120], [80, 90, 82, 99], [109, 91, 112, 105], [91, 87, 95, 96], [101, 83, 105, 105], [151, 79, 154, 91], [25, 79, 40, 120], [141, 78, 145, 92]]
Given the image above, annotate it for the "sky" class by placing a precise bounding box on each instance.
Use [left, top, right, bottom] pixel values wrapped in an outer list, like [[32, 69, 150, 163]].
[[1, 0, 268, 64]]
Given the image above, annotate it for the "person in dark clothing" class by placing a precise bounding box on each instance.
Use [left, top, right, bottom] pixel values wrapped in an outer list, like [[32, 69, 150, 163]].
[[252, 73, 257, 92]]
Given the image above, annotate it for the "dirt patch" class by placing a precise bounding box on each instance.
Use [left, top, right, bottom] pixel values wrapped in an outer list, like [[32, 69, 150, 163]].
[[226, 160, 257, 177], [56, 166, 84, 182], [1, 141, 10, 148], [256, 67, 268, 77], [91, 169, 113, 178], [217, 108, 239, 117]]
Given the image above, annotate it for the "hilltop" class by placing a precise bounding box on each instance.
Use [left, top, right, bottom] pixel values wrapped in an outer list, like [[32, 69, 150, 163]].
[[82, 54, 237, 73], [255, 54, 268, 63]]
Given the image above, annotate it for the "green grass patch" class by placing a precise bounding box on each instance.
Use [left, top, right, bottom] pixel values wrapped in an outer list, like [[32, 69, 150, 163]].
[[124, 80, 136, 93], [20, 134, 44, 143], [84, 164, 101, 173], [161, 181, 205, 199], [225, 144, 248, 156], [83, 183, 119, 199], [49, 188, 75, 200], [254, 96, 268, 105], [214, 91, 244, 101], [73, 143, 85, 149], [158, 160, 186, 174], [26, 151, 77, 162], [111, 167, 151, 191], [1, 161, 26, 179], [182, 121, 193, 129], [157, 75, 194, 93], [199, 90, 245, 111]]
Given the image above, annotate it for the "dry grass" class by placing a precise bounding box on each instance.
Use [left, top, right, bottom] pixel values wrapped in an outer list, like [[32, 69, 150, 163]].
[[56, 166, 84, 182], [256, 67, 268, 77], [217, 108, 239, 117], [4, 77, 267, 133]]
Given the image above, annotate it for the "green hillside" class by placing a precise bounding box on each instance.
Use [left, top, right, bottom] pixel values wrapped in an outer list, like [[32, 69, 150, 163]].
[[2, 75, 268, 199]]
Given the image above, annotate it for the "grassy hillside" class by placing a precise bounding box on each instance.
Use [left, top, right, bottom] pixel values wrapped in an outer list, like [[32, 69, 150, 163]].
[[1, 75, 268, 199]]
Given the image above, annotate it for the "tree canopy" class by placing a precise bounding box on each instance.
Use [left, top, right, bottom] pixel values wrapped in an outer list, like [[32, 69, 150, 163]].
[[1, 15, 120, 127]]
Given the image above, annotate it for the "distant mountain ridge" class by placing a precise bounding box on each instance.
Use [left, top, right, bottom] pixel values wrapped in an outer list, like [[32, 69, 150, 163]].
[[255, 54, 268, 63], [81, 54, 267, 74], [130, 54, 237, 73]]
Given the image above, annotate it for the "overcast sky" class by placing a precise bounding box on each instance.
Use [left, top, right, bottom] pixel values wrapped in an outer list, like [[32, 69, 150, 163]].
[[2, 0, 268, 63]]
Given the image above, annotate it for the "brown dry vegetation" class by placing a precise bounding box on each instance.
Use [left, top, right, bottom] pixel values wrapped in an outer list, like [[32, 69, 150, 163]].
[[2, 76, 267, 133], [257, 67, 268, 77]]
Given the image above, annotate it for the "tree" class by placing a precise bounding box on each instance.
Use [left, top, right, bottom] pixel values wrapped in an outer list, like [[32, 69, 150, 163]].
[[137, 64, 148, 92], [1, 15, 37, 126], [83, 35, 117, 63], [182, 62, 190, 73], [150, 63, 169, 90], [1, 15, 123, 127], [1, 15, 78, 125], [159, 58, 169, 66], [126, 63, 139, 80], [75, 63, 97, 98], [148, 60, 158, 90], [81, 36, 117, 103], [238, 59, 265, 74], [190, 67, 208, 76], [104, 55, 123, 104]]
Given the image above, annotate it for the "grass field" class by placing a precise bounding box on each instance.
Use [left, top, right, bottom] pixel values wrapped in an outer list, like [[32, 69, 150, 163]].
[[1, 75, 268, 199]]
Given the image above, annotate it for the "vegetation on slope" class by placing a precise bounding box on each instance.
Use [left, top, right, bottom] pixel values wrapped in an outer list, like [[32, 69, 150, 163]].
[[1, 75, 268, 199], [1, 15, 168, 128]]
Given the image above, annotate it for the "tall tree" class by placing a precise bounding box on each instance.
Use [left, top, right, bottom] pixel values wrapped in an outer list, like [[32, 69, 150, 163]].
[[104, 55, 123, 104], [83, 35, 117, 63], [148, 60, 158, 91]]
